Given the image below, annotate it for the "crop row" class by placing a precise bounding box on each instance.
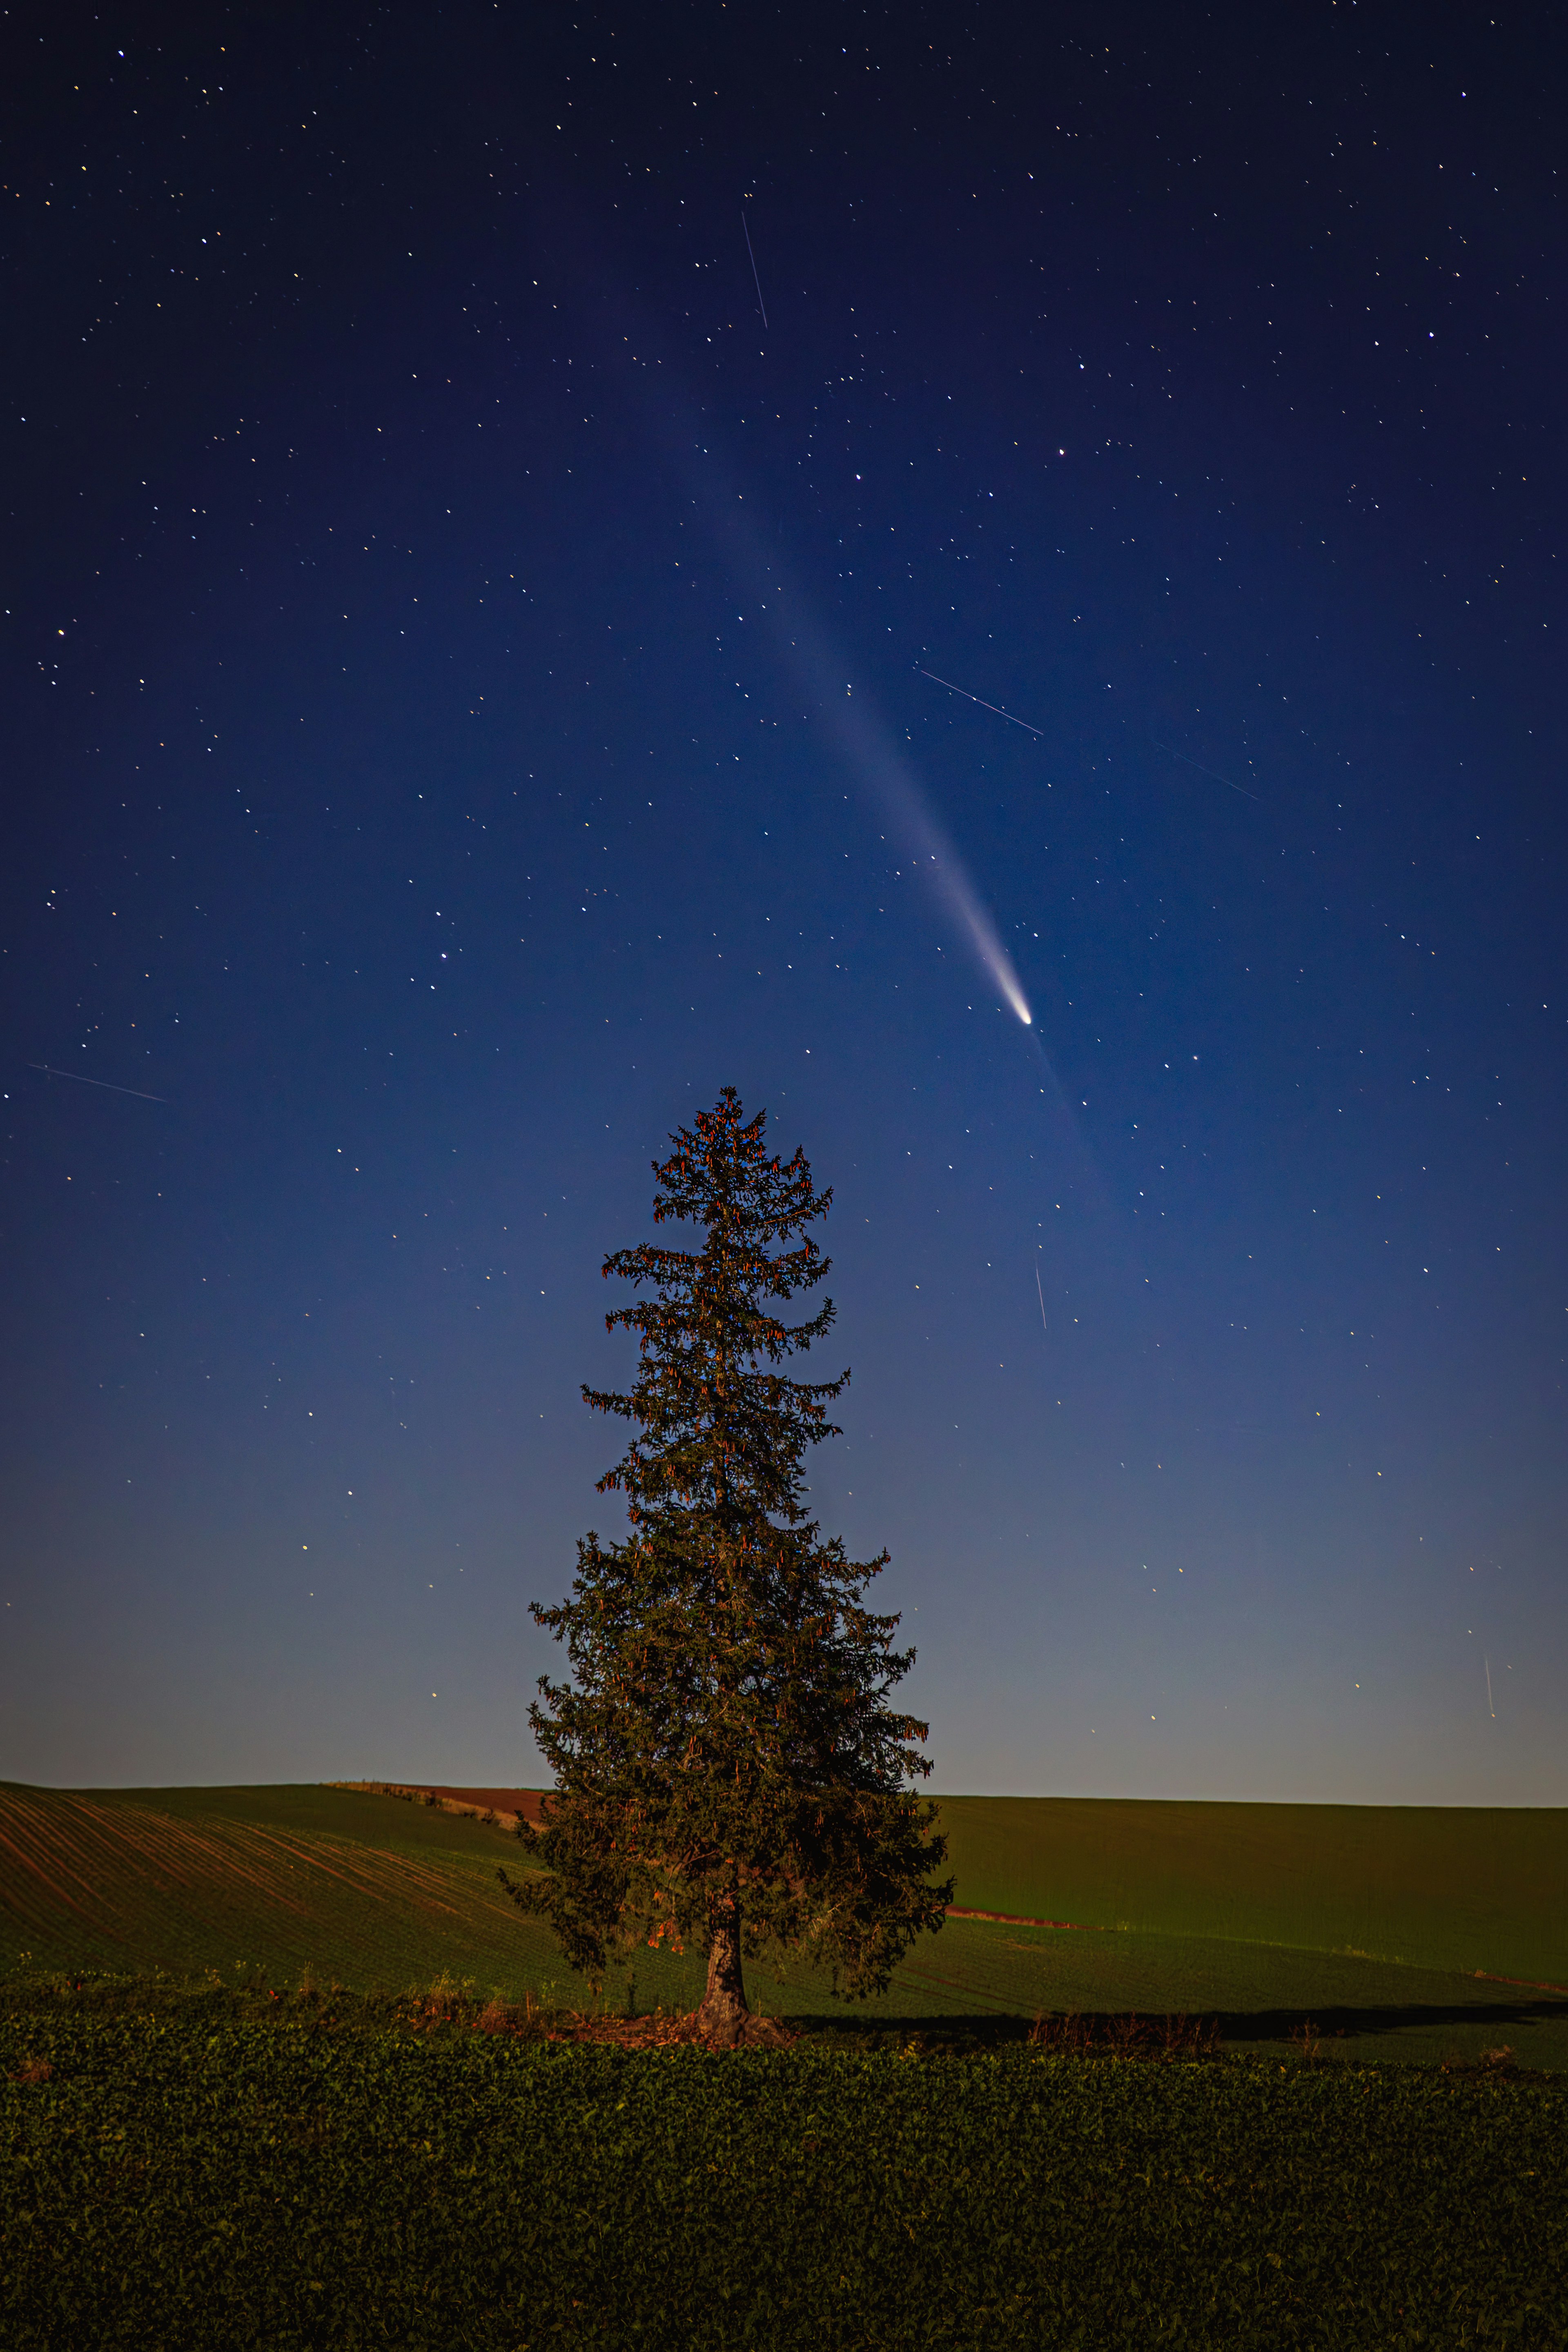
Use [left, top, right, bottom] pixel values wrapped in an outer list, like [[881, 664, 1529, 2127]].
[[0, 1785, 514, 1958]]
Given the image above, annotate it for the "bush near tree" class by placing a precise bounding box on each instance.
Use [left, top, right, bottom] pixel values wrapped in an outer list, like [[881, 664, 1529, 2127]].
[[505, 1087, 951, 2042]]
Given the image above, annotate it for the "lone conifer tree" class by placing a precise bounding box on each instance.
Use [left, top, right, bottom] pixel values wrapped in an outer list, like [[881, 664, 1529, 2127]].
[[505, 1087, 951, 2042]]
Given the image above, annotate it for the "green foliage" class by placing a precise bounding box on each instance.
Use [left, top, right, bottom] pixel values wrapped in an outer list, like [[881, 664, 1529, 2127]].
[[4, 1996, 1566, 2348], [511, 1090, 950, 1999]]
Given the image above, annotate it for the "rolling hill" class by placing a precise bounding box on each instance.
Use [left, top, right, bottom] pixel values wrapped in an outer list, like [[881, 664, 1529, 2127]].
[[3, 1779, 1564, 2067]]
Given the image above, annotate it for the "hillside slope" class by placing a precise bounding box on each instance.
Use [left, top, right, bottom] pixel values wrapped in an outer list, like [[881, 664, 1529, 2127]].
[[4, 1782, 1565, 2067], [933, 1796, 1568, 1987], [0, 1781, 560, 1995]]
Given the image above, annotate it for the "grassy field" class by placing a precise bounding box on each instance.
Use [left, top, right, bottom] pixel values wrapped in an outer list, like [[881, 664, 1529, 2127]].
[[0, 1780, 563, 1999], [4, 1985, 1565, 2349], [2, 1780, 1564, 2069], [935, 1795, 1568, 1985]]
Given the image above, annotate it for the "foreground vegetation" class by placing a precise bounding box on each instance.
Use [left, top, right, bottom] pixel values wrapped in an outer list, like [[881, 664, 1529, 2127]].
[[3, 1974, 1563, 2349]]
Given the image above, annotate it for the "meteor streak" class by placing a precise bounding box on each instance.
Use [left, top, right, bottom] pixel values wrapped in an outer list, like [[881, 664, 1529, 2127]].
[[1149, 736, 1260, 802], [741, 211, 768, 331], [27, 1062, 167, 1103], [918, 667, 1045, 736]]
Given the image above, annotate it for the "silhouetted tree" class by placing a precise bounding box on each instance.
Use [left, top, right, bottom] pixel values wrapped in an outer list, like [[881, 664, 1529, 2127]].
[[503, 1087, 950, 2042]]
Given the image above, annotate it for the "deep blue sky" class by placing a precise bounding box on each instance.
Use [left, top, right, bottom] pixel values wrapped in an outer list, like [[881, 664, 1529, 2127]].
[[4, 3, 1564, 1800]]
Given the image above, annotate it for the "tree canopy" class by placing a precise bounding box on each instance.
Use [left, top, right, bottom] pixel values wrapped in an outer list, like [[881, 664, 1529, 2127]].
[[504, 1087, 951, 2041]]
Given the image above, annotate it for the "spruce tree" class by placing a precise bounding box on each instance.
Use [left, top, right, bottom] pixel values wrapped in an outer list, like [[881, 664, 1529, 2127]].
[[504, 1087, 951, 2042]]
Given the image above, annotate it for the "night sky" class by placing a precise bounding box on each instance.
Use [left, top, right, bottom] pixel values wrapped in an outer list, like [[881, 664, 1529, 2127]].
[[4, 4, 1564, 1803]]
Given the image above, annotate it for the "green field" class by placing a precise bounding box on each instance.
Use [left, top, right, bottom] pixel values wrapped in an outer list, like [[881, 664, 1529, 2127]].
[[0, 1780, 557, 2000], [936, 1794, 1568, 1984], [4, 1994, 1565, 2349], [3, 1780, 1564, 2069]]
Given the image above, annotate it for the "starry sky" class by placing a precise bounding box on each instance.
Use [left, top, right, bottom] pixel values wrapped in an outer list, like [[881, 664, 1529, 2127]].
[[4, 4, 1564, 1802]]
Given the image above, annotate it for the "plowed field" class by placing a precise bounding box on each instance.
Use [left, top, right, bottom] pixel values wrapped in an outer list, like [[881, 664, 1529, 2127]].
[[0, 1780, 563, 1994]]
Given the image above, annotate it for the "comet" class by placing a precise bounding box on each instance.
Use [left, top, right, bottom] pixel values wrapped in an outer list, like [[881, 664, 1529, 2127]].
[[613, 291, 1035, 1029], [824, 673, 1034, 1026]]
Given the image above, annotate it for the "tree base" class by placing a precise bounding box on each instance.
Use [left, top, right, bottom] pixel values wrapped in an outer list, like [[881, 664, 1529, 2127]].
[[690, 1997, 746, 2049], [694, 1909, 749, 2047], [677, 2007, 795, 2052]]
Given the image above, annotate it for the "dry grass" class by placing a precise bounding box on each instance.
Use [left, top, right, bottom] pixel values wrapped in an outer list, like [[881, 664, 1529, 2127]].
[[391, 1972, 796, 2054], [472, 1996, 796, 2053], [1027, 2009, 1221, 2060]]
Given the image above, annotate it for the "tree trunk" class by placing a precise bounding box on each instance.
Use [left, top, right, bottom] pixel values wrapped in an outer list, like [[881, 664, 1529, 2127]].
[[694, 1902, 748, 2045]]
